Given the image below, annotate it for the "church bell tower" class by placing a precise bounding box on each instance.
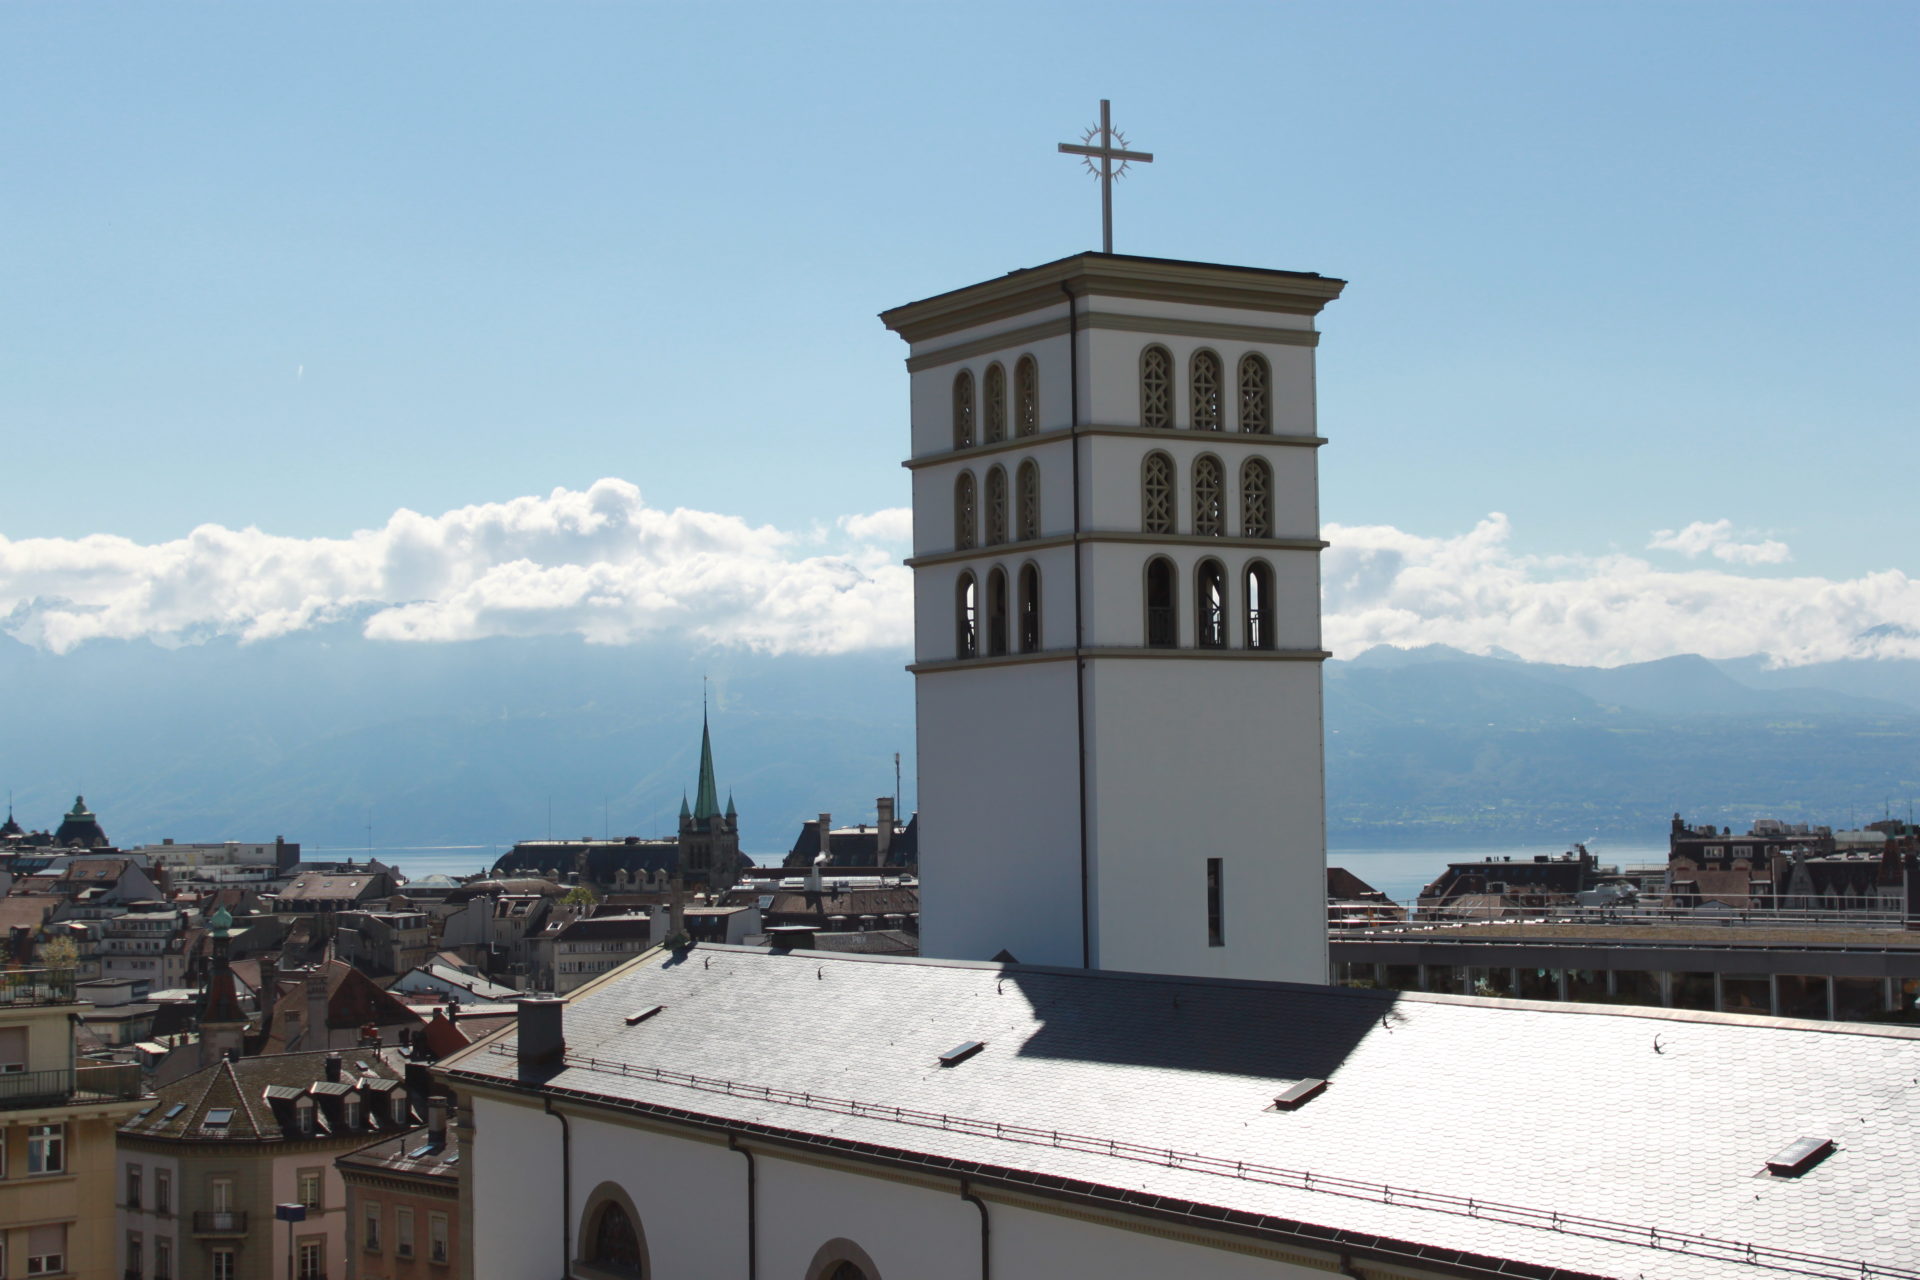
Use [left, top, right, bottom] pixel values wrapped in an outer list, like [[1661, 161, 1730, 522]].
[[881, 253, 1344, 982]]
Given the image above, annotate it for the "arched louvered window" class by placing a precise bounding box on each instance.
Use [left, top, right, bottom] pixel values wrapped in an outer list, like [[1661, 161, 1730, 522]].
[[1193, 455, 1224, 536], [954, 472, 977, 550], [1190, 350, 1222, 431], [984, 362, 1007, 444], [986, 567, 1009, 657], [1141, 451, 1174, 534], [1018, 563, 1041, 652], [1196, 559, 1227, 649], [1240, 457, 1272, 539], [1015, 355, 1039, 437], [956, 573, 978, 659], [984, 466, 1008, 545], [1238, 353, 1270, 433], [1140, 345, 1173, 429], [580, 1188, 648, 1277], [1245, 560, 1274, 650], [952, 370, 976, 449], [1016, 461, 1040, 540], [1145, 557, 1177, 648]]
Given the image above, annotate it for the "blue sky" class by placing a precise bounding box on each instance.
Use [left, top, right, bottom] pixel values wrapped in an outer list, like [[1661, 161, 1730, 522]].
[[1, 1, 1915, 665]]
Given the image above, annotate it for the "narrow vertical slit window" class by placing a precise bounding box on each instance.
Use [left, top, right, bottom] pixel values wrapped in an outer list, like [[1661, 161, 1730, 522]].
[[1193, 455, 1224, 536], [1141, 451, 1174, 534], [985, 466, 1008, 545], [1140, 345, 1173, 429], [1015, 355, 1039, 437], [1238, 353, 1271, 434], [1240, 457, 1272, 539], [987, 568, 1009, 656], [1245, 560, 1274, 650], [1207, 858, 1225, 946], [956, 573, 978, 659], [1016, 460, 1040, 541], [1145, 557, 1177, 648], [1196, 558, 1227, 648], [984, 362, 1007, 443], [954, 471, 977, 550], [1190, 350, 1222, 431], [1018, 564, 1041, 652], [952, 370, 976, 449]]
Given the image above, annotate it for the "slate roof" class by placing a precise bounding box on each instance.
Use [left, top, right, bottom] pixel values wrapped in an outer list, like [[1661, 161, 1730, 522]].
[[123, 1047, 411, 1144], [443, 946, 1920, 1280], [337, 1115, 462, 1184]]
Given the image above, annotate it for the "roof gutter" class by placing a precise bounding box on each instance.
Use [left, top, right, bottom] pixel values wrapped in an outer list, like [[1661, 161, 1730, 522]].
[[544, 1096, 572, 1276], [960, 1178, 991, 1280]]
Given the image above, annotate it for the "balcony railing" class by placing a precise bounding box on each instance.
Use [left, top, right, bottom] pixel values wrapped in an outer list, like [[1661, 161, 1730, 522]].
[[0, 968, 76, 1006], [193, 1209, 248, 1234], [0, 1062, 145, 1110]]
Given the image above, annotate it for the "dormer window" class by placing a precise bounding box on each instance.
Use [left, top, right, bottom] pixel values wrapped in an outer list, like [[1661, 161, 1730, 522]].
[[295, 1099, 315, 1136], [389, 1091, 408, 1124], [345, 1096, 362, 1129]]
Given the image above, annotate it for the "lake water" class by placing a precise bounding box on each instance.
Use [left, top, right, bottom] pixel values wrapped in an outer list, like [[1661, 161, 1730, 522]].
[[339, 839, 1669, 907]]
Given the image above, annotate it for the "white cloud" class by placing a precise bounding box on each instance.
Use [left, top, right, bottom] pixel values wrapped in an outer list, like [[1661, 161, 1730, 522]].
[[1648, 518, 1791, 565], [4, 490, 1916, 668], [1324, 513, 1920, 666]]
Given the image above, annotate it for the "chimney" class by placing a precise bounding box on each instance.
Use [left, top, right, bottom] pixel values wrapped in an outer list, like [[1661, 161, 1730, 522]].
[[876, 798, 894, 864], [427, 1095, 449, 1145], [324, 1052, 343, 1083], [817, 814, 832, 865], [516, 995, 566, 1074]]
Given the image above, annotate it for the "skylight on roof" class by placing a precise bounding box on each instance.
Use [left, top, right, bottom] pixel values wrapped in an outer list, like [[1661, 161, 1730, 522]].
[[1766, 1136, 1835, 1177], [625, 1005, 665, 1026], [202, 1107, 234, 1131], [938, 1041, 986, 1068], [1271, 1078, 1328, 1111], [162, 1103, 185, 1121]]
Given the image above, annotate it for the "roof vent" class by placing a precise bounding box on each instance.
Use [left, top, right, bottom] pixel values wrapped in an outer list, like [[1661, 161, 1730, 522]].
[[1271, 1078, 1329, 1111], [938, 1040, 986, 1068], [624, 1005, 665, 1026], [1766, 1136, 1835, 1177]]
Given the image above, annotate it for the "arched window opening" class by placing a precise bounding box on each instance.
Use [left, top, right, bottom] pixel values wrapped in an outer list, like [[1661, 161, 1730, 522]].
[[952, 370, 976, 449], [1145, 558, 1177, 648], [1238, 353, 1271, 433], [1190, 350, 1222, 431], [984, 362, 1007, 444], [1240, 457, 1272, 539], [986, 568, 1009, 657], [1016, 461, 1040, 541], [1141, 452, 1174, 534], [1193, 455, 1224, 537], [984, 466, 1008, 546], [956, 574, 978, 659], [1018, 564, 1041, 653], [1140, 346, 1173, 429], [806, 1237, 883, 1280], [1196, 559, 1227, 648], [954, 472, 977, 550], [586, 1199, 644, 1275], [826, 1266, 872, 1280], [1245, 560, 1275, 650], [1015, 355, 1039, 437]]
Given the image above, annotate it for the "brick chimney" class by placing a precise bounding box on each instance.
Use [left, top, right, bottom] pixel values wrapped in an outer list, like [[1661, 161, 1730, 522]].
[[876, 798, 894, 864]]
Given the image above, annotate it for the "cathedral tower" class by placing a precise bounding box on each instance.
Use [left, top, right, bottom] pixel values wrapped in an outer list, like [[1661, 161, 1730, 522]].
[[881, 253, 1344, 982]]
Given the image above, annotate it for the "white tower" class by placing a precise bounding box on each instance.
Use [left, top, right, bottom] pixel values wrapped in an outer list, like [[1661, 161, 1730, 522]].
[[881, 253, 1344, 982]]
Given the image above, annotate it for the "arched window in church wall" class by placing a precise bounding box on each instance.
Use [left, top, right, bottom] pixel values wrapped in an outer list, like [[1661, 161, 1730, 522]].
[[1192, 454, 1224, 537], [1145, 557, 1177, 648], [1244, 560, 1274, 650], [1015, 355, 1039, 437], [1018, 563, 1041, 652], [1190, 349, 1222, 431], [1240, 457, 1272, 539], [805, 1239, 884, 1280], [1016, 460, 1040, 541], [984, 362, 1007, 444], [1196, 558, 1227, 649], [952, 370, 976, 449], [1140, 345, 1173, 429], [578, 1182, 649, 1278], [1238, 353, 1271, 434], [984, 466, 1009, 546], [1141, 451, 1174, 534], [986, 567, 1009, 657], [956, 573, 978, 659], [954, 471, 977, 550]]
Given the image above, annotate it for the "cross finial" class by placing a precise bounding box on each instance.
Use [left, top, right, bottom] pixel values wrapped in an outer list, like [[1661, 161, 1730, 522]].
[[1058, 99, 1154, 254]]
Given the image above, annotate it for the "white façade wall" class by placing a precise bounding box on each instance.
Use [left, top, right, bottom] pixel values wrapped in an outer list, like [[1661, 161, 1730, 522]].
[[468, 1094, 567, 1279]]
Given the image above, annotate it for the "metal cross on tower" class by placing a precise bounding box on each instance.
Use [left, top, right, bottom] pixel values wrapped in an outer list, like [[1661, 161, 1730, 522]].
[[1057, 99, 1154, 254]]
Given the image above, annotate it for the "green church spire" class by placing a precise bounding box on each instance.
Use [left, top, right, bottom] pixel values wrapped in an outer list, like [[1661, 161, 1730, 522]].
[[693, 711, 722, 823]]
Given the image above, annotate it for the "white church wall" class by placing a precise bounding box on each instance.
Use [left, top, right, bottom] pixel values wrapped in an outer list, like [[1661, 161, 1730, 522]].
[[755, 1150, 978, 1280], [904, 330, 1074, 460], [468, 1094, 565, 1279], [566, 1110, 748, 1277], [990, 1198, 1335, 1280]]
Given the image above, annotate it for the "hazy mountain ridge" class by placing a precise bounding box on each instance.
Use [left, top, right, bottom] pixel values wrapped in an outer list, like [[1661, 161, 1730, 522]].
[[1, 633, 1916, 859]]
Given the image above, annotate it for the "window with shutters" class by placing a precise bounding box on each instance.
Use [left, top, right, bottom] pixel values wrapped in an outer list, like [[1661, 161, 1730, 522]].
[[396, 1206, 415, 1259], [1240, 457, 1272, 538], [1015, 355, 1039, 436], [983, 362, 1007, 443], [1141, 452, 1174, 533], [1016, 461, 1039, 540], [1145, 558, 1177, 648], [1238, 352, 1270, 433], [1193, 455, 1224, 536], [986, 568, 1009, 657], [1196, 559, 1227, 648], [953, 472, 976, 550], [952, 370, 975, 449], [984, 466, 1008, 545], [1140, 345, 1173, 428], [1190, 349, 1222, 431]]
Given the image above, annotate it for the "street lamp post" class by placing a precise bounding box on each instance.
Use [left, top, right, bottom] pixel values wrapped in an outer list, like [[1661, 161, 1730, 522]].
[[275, 1203, 307, 1280]]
